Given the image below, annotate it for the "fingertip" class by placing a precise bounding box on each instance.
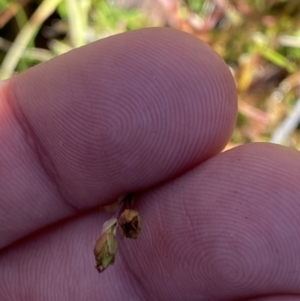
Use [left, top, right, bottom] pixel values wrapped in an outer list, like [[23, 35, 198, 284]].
[[1, 28, 237, 248], [120, 142, 300, 300], [8, 28, 237, 205]]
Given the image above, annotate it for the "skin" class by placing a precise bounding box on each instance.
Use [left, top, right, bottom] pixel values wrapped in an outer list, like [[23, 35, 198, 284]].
[[0, 28, 300, 301]]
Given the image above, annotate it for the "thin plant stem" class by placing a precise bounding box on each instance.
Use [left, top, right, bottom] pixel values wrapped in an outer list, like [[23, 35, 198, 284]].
[[66, 0, 91, 47], [0, 0, 63, 80], [271, 97, 300, 144]]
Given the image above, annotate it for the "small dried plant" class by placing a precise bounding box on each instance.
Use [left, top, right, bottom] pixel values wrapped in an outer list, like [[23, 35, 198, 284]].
[[93, 194, 141, 273]]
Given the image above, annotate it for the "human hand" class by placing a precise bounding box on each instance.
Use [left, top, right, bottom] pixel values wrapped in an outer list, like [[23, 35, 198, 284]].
[[1, 28, 300, 301]]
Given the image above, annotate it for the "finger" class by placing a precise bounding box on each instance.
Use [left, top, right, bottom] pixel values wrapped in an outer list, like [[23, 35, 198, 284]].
[[0, 28, 237, 248], [2, 143, 300, 301], [122, 143, 300, 300], [0, 212, 139, 301]]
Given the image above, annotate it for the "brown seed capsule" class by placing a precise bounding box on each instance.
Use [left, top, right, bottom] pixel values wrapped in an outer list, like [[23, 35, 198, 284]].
[[94, 218, 118, 273], [118, 209, 141, 239], [94, 232, 117, 273]]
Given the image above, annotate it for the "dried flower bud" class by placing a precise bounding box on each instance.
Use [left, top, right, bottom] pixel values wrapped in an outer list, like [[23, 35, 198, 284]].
[[93, 197, 141, 272], [94, 232, 117, 273], [118, 209, 141, 239], [94, 218, 118, 273]]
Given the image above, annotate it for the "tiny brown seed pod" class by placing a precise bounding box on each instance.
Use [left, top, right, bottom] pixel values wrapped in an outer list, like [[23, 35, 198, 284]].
[[94, 232, 117, 273], [118, 209, 141, 239], [94, 218, 118, 273]]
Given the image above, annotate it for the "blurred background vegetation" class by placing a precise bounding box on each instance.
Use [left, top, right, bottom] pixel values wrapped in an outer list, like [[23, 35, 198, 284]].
[[0, 0, 300, 149]]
